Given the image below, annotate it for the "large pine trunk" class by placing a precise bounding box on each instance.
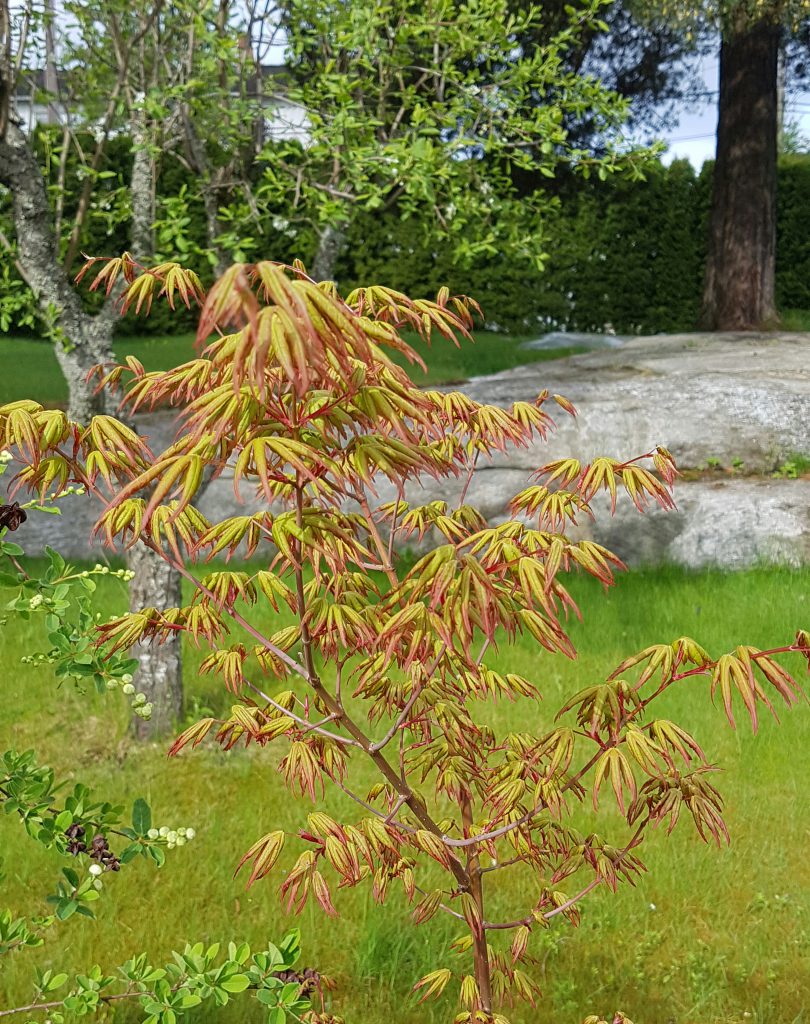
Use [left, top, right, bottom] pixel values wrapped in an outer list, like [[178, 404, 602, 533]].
[[701, 18, 780, 331]]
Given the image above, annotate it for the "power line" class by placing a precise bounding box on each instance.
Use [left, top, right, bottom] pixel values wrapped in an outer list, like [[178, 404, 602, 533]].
[[666, 131, 715, 143]]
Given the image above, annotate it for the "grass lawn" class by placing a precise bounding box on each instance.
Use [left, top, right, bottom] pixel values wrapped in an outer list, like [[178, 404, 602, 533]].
[[1, 563, 808, 1023], [0, 331, 580, 407]]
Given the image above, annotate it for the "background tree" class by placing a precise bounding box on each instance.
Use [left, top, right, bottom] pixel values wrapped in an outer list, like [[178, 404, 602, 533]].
[[631, 0, 810, 330], [252, 0, 652, 281], [0, 0, 245, 735]]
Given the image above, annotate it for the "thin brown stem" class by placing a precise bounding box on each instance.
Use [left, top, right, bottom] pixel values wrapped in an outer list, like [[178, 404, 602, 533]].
[[369, 644, 447, 752], [413, 883, 466, 923], [356, 491, 398, 589], [386, 493, 403, 565], [483, 817, 649, 932], [243, 678, 358, 748], [461, 789, 493, 1018], [458, 450, 480, 508], [332, 778, 414, 834]]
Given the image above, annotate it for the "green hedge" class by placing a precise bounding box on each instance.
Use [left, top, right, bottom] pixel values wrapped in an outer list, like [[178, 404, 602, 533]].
[[339, 160, 711, 334], [775, 155, 810, 310], [5, 140, 810, 338], [340, 156, 810, 335]]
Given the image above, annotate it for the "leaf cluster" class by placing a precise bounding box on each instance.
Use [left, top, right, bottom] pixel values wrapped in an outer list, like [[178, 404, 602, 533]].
[[1, 258, 807, 1023]]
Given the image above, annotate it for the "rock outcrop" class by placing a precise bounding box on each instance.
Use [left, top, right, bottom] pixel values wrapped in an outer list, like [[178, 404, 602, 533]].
[[5, 332, 809, 568]]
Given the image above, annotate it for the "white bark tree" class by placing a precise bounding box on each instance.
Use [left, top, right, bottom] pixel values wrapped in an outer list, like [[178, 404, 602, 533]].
[[0, 0, 233, 736]]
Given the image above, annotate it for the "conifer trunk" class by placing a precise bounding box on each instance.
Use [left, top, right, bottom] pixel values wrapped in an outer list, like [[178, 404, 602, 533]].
[[701, 18, 779, 330]]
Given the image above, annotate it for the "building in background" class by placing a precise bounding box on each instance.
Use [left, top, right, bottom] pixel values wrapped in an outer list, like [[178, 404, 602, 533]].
[[13, 64, 308, 144]]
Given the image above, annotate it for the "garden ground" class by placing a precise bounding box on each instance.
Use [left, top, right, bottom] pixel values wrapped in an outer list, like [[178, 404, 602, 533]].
[[0, 331, 584, 407], [1, 563, 808, 1023]]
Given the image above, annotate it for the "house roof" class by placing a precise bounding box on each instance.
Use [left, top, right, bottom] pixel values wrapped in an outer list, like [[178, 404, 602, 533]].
[[14, 64, 290, 101]]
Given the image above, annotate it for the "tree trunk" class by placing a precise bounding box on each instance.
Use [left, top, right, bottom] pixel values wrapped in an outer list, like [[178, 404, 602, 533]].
[[310, 224, 346, 282], [54, 338, 113, 421], [127, 131, 186, 738], [701, 18, 779, 331], [127, 542, 184, 738], [2, 65, 185, 740], [461, 792, 493, 1019], [1, 0, 11, 140], [0, 120, 116, 419], [130, 115, 156, 259]]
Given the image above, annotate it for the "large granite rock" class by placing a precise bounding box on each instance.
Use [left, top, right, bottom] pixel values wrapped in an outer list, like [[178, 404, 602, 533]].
[[4, 332, 809, 568], [473, 331, 810, 473]]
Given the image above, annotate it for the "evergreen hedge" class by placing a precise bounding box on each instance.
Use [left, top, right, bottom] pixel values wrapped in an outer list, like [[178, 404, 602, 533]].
[[340, 156, 810, 334], [4, 140, 810, 338]]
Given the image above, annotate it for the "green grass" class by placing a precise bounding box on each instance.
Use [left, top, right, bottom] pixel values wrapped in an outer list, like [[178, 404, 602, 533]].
[[1, 564, 808, 1023], [772, 307, 810, 332], [0, 332, 579, 407]]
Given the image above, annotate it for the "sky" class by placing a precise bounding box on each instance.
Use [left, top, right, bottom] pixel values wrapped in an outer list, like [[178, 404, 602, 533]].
[[661, 53, 720, 167], [661, 51, 810, 167]]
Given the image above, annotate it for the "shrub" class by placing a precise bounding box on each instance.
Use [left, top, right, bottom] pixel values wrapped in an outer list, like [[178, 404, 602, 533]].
[[0, 473, 327, 1024], [1, 258, 807, 1023]]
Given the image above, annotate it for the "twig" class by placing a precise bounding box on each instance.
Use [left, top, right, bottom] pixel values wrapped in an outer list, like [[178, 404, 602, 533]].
[[369, 644, 447, 752], [242, 678, 358, 748]]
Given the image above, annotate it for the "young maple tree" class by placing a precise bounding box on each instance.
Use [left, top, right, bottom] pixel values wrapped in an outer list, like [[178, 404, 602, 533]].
[[1, 257, 807, 1024]]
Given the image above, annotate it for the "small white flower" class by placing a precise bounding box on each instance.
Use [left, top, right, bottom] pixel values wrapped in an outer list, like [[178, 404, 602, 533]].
[[185, 828, 196, 841], [147, 828, 159, 840], [88, 863, 103, 877], [649, 903, 656, 911]]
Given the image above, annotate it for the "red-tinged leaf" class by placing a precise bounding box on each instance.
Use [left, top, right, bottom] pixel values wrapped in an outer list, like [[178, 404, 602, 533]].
[[511, 924, 531, 963], [311, 870, 338, 916], [459, 892, 483, 938], [536, 458, 581, 488], [412, 889, 443, 925], [197, 263, 257, 346], [413, 968, 452, 1002], [234, 830, 285, 887], [167, 717, 216, 757], [552, 393, 576, 416]]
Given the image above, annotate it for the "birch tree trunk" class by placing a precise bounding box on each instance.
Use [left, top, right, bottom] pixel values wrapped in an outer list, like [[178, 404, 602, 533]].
[[1, 112, 186, 739], [127, 542, 184, 738], [127, 124, 186, 738], [181, 110, 230, 277], [310, 224, 346, 282], [0, 120, 115, 420]]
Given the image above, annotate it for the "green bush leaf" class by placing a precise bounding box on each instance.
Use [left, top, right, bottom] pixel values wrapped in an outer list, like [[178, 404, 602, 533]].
[[220, 974, 251, 993], [132, 798, 152, 836]]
